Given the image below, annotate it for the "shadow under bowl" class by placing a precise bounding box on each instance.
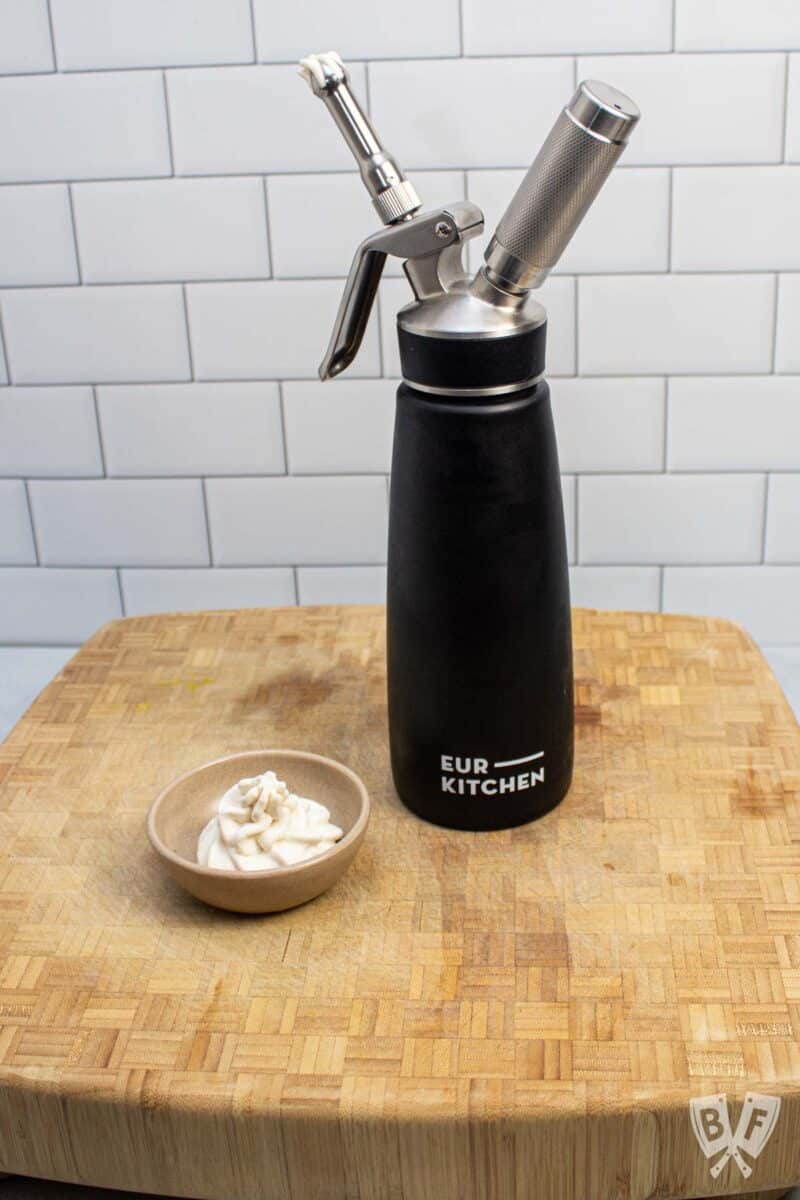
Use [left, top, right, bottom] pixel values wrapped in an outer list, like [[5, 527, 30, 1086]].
[[146, 749, 370, 914]]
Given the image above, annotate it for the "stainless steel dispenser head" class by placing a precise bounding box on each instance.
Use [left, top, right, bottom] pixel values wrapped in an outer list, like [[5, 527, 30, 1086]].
[[300, 53, 639, 380], [478, 80, 640, 296]]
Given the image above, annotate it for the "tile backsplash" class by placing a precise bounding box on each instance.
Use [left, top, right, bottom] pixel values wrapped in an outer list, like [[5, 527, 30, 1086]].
[[0, 0, 798, 645]]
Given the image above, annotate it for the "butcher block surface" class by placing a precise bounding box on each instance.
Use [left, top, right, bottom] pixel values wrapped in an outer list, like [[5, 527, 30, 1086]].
[[1, 606, 800, 1200]]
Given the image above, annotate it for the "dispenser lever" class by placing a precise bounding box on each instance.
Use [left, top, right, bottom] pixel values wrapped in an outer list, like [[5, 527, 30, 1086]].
[[300, 51, 483, 379], [319, 204, 483, 380]]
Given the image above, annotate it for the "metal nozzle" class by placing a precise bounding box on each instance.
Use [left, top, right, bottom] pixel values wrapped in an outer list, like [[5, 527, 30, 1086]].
[[299, 51, 420, 225], [478, 79, 640, 296]]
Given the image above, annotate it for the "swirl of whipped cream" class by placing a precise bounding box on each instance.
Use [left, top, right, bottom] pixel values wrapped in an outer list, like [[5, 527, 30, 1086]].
[[197, 769, 343, 872]]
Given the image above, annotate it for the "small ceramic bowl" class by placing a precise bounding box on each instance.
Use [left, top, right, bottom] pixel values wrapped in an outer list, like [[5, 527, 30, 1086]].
[[147, 749, 370, 914]]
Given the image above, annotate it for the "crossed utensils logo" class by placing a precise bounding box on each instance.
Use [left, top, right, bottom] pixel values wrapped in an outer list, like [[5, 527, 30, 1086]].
[[690, 1093, 781, 1179]]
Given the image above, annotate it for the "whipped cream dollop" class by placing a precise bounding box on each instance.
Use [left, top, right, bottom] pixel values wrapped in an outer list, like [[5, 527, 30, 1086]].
[[197, 769, 343, 872]]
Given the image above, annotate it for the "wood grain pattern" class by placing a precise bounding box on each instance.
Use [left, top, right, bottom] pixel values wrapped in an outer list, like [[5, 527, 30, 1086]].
[[1, 606, 799, 1200]]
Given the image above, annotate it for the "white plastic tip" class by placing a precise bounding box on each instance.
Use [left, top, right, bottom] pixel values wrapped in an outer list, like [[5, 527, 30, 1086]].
[[298, 51, 346, 94]]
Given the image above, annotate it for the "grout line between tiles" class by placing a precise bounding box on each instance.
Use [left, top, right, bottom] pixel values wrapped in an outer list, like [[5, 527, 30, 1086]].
[[573, 475, 580, 565], [0, 308, 12, 383], [277, 381, 290, 474], [662, 378, 669, 471], [573, 277, 579, 374], [5, 468, 790, 482], [761, 474, 771, 564], [4, 560, 796, 574], [65, 183, 83, 283], [658, 565, 665, 611], [181, 284, 195, 379], [0, 642, 80, 649], [262, 177, 274, 277], [0, 161, 796, 189], [162, 71, 176, 175], [4, 49, 796, 77], [201, 478, 213, 565], [782, 53, 791, 162], [92, 386, 108, 475], [457, 0, 465, 56], [2, 370, 799, 392], [247, 0, 258, 63], [37, 557, 767, 570], [23, 480, 41, 565], [44, 0, 58, 71], [666, 168, 674, 270], [671, 0, 678, 51], [2, 267, 797, 292], [291, 566, 299, 605], [115, 567, 126, 615], [771, 274, 780, 372]]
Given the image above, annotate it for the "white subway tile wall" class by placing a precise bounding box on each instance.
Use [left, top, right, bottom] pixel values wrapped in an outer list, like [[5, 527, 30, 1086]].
[[186, 280, 381, 380], [569, 567, 662, 612], [674, 1, 800, 52], [0, 568, 122, 644], [206, 476, 389, 566], [0, 387, 102, 476], [765, 476, 800, 563], [667, 377, 800, 471], [72, 178, 271, 283], [787, 57, 800, 161], [49, 0, 255, 70], [97, 382, 285, 476], [0, 185, 78, 286], [0, 71, 171, 183], [775, 275, 800, 372], [578, 474, 766, 564], [252, 0, 460, 62], [283, 380, 395, 474], [0, 5, 797, 644], [463, 0, 673, 55], [29, 479, 209, 566], [576, 54, 786, 166], [297, 566, 389, 607], [578, 274, 775, 375], [2, 284, 191, 383], [672, 168, 800, 271], [0, 0, 53, 74], [121, 567, 296, 616]]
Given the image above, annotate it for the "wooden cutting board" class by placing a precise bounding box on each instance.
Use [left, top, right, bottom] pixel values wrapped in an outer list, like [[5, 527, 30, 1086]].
[[1, 606, 799, 1200]]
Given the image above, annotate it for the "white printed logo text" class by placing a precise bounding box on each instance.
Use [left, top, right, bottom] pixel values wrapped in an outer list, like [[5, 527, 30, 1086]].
[[440, 752, 544, 796], [689, 1092, 781, 1179]]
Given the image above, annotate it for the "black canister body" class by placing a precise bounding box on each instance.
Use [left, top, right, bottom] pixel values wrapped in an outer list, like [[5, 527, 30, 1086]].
[[387, 378, 573, 831]]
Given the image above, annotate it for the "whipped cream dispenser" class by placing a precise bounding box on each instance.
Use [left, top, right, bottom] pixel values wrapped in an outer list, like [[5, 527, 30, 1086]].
[[300, 52, 639, 831]]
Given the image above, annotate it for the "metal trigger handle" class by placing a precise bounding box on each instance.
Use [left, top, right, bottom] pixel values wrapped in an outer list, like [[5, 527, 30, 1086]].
[[300, 51, 483, 380], [319, 204, 483, 380]]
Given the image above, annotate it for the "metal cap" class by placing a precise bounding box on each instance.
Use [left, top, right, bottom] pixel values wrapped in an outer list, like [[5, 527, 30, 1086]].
[[567, 80, 640, 144]]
